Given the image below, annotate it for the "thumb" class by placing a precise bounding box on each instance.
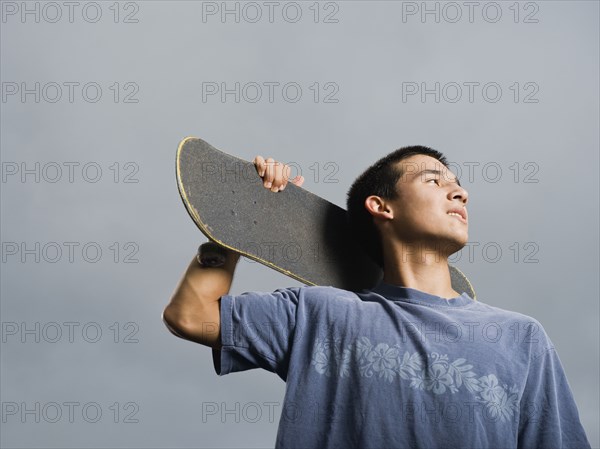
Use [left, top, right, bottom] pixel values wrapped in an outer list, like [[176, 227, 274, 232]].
[[292, 175, 305, 187]]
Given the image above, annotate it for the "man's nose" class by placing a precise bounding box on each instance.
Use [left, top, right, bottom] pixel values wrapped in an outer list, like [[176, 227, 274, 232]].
[[450, 185, 468, 204]]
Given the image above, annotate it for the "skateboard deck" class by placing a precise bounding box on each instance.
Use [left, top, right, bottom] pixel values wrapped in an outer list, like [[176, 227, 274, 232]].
[[176, 136, 476, 298]]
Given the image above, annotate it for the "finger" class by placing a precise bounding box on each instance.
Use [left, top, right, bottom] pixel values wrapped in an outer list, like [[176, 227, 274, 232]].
[[292, 175, 304, 187], [279, 164, 292, 192], [285, 175, 304, 189], [253, 155, 266, 177], [271, 161, 284, 189], [263, 157, 275, 188]]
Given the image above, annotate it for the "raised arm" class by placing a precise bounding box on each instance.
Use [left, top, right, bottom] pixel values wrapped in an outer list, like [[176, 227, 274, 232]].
[[162, 155, 304, 348], [162, 249, 240, 348]]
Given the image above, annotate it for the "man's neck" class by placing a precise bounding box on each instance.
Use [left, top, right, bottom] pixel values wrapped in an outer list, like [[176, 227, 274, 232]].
[[382, 242, 459, 299]]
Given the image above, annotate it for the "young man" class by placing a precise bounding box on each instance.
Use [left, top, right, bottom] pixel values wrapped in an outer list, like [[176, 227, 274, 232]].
[[163, 147, 591, 448]]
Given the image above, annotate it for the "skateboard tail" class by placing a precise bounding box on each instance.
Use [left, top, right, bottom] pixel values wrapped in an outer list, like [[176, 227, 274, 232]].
[[176, 136, 317, 286]]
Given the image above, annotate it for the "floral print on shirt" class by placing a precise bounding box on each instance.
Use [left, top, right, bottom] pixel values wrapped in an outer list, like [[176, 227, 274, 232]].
[[310, 336, 520, 422]]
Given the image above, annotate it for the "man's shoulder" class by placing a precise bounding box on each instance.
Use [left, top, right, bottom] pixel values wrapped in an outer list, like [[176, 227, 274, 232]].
[[296, 284, 361, 301], [235, 285, 361, 304], [471, 297, 543, 323], [470, 298, 554, 351]]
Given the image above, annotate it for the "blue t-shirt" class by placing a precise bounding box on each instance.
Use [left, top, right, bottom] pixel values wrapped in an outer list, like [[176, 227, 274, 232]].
[[213, 281, 590, 449]]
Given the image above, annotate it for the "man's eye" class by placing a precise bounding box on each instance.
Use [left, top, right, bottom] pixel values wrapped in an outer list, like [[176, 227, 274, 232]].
[[427, 179, 440, 184]]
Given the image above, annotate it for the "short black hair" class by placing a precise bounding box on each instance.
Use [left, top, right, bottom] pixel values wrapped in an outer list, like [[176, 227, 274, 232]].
[[346, 145, 449, 269]]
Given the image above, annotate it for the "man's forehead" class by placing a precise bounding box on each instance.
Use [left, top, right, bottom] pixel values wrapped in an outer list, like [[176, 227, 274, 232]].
[[397, 155, 455, 178]]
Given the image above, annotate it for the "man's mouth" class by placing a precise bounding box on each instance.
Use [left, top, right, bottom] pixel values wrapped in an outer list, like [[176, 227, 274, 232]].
[[447, 209, 467, 223]]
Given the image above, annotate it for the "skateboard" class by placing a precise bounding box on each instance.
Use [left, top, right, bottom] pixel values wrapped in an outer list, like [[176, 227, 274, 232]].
[[176, 136, 476, 298]]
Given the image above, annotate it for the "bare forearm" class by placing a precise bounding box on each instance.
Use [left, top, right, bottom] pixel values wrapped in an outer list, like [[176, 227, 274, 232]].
[[163, 249, 240, 348]]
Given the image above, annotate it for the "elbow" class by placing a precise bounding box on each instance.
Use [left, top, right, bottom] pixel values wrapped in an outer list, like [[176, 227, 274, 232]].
[[162, 305, 186, 338], [161, 303, 221, 348]]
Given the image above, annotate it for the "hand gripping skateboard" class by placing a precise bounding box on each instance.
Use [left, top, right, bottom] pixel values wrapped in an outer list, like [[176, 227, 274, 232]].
[[176, 137, 476, 298]]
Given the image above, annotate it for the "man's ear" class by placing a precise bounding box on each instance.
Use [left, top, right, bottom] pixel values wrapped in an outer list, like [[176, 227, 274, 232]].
[[365, 195, 393, 220]]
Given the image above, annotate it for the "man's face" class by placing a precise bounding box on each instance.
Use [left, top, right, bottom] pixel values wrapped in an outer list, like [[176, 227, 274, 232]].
[[378, 154, 469, 255]]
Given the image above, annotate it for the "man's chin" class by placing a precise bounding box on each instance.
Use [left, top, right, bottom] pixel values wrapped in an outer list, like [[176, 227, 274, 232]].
[[442, 237, 468, 257]]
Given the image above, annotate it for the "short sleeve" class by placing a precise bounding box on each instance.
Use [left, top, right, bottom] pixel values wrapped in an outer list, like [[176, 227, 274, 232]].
[[518, 347, 591, 448], [212, 287, 301, 381]]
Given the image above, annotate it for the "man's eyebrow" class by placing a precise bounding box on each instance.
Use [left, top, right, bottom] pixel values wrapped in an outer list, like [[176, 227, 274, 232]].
[[416, 169, 461, 187]]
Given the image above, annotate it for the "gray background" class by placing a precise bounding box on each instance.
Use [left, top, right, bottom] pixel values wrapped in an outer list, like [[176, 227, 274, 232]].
[[1, 1, 598, 447]]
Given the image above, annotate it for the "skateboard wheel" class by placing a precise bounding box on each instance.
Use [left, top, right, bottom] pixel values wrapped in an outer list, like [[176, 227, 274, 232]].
[[197, 242, 228, 267]]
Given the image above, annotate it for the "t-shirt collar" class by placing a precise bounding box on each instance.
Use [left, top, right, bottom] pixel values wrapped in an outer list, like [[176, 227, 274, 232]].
[[370, 280, 474, 307]]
